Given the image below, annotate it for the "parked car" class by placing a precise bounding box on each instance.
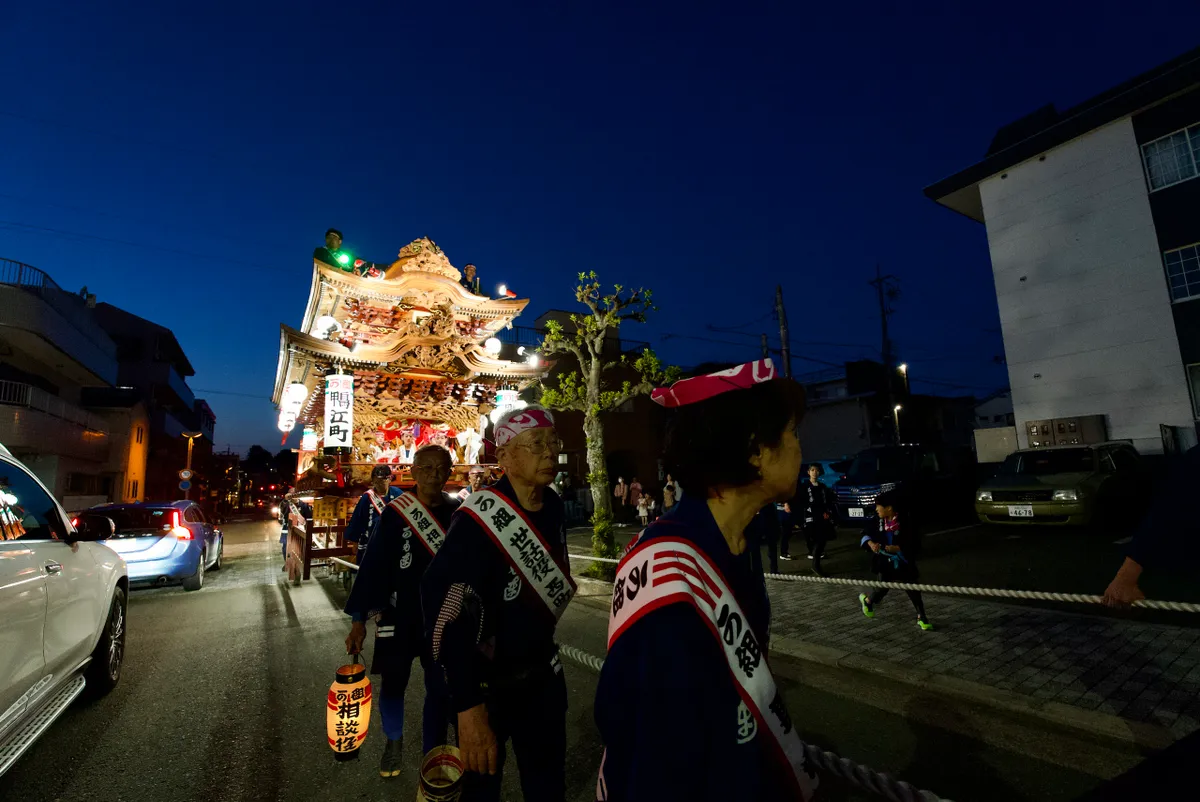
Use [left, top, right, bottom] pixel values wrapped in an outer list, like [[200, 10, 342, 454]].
[[834, 444, 976, 524], [974, 442, 1146, 527], [86, 500, 223, 591], [0, 443, 128, 777]]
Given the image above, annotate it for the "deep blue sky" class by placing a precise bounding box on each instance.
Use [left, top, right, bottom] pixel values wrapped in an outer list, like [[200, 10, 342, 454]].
[[3, 2, 1198, 453]]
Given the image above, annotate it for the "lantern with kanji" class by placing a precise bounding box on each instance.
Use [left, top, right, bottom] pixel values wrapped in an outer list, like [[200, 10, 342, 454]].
[[327, 660, 372, 759]]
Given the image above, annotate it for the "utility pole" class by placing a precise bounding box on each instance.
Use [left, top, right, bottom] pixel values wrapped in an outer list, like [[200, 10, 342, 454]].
[[774, 285, 792, 379], [868, 265, 901, 444], [760, 333, 769, 360]]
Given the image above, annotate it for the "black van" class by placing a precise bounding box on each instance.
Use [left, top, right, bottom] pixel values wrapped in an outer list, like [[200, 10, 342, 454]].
[[833, 444, 975, 525]]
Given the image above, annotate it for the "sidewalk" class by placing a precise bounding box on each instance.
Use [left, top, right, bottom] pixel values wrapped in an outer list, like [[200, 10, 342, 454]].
[[566, 527, 1200, 746]]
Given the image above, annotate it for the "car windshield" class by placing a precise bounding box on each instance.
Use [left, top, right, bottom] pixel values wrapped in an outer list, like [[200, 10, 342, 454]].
[[845, 449, 915, 482], [101, 507, 176, 535], [1000, 449, 1094, 475]]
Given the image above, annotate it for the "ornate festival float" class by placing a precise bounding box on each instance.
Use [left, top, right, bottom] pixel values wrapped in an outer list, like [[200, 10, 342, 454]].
[[273, 236, 545, 581]]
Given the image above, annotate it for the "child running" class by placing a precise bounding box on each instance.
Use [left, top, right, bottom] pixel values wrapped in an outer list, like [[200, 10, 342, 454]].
[[857, 490, 932, 631]]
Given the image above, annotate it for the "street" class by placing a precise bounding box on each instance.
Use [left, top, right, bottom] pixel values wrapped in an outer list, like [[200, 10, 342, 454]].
[[0, 521, 1159, 801]]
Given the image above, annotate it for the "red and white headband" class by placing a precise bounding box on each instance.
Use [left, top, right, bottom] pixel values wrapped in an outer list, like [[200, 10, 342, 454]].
[[650, 358, 777, 408], [494, 406, 556, 447]]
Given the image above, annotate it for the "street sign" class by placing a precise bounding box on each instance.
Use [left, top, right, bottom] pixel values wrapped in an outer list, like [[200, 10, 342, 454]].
[[179, 469, 194, 480], [179, 480, 192, 491]]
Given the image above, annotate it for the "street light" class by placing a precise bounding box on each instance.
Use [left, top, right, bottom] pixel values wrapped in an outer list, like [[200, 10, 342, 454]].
[[182, 431, 203, 500], [892, 405, 902, 443], [898, 363, 909, 394]]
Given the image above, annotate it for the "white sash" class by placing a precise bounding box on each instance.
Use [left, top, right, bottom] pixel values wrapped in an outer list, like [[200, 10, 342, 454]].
[[366, 489, 386, 515], [389, 493, 448, 557], [603, 536, 816, 800], [461, 487, 576, 620]]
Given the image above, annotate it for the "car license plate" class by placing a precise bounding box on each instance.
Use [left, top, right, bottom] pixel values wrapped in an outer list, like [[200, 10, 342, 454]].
[[1007, 505, 1034, 518], [848, 508, 864, 518]]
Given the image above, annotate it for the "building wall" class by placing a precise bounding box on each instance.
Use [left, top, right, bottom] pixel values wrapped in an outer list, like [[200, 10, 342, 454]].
[[799, 399, 869, 461], [975, 392, 1014, 429], [979, 117, 1193, 454]]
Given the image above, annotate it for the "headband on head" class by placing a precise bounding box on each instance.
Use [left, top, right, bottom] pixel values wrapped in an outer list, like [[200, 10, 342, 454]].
[[650, 359, 777, 408], [494, 407, 555, 448]]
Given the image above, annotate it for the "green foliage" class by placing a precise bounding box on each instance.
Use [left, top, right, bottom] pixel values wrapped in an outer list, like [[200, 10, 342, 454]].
[[582, 507, 619, 579]]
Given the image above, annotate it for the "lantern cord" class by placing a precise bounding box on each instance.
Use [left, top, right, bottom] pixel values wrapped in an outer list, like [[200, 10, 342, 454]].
[[565, 554, 1200, 613], [557, 644, 948, 802]]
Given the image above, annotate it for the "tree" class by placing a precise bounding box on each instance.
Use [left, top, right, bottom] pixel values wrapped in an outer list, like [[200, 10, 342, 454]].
[[539, 272, 680, 561]]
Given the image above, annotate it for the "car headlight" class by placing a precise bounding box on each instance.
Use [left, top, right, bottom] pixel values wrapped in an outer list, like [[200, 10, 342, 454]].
[[1052, 489, 1079, 502], [976, 490, 993, 502]]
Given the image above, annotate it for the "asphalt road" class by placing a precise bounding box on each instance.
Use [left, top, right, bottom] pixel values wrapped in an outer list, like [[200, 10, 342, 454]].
[[0, 522, 1147, 801]]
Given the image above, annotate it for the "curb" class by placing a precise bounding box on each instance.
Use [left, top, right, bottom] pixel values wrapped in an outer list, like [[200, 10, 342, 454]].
[[571, 575, 1177, 752]]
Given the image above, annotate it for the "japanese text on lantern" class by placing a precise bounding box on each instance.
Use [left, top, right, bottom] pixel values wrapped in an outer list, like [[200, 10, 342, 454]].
[[324, 374, 354, 450]]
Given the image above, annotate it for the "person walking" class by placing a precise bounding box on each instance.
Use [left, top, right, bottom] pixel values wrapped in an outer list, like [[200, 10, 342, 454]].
[[613, 476, 629, 522], [662, 477, 677, 514], [595, 359, 817, 801], [344, 446, 458, 777], [345, 465, 403, 560], [857, 490, 931, 631], [800, 464, 837, 575], [636, 495, 650, 527], [421, 406, 576, 802]]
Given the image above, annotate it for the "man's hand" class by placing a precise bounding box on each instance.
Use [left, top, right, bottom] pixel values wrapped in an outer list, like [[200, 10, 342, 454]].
[[822, 512, 831, 520], [1103, 557, 1146, 608], [868, 541, 882, 553], [458, 704, 498, 775], [345, 621, 366, 655]]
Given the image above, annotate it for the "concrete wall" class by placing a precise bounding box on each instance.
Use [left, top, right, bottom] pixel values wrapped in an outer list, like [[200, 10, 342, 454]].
[[799, 399, 869, 461], [979, 117, 1193, 454]]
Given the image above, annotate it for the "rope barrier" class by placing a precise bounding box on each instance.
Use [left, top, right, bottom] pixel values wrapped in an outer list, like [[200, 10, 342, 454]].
[[566, 552, 1200, 613], [556, 643, 949, 802]]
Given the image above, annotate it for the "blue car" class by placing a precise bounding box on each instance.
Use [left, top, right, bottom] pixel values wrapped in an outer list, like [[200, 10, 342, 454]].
[[85, 501, 223, 591]]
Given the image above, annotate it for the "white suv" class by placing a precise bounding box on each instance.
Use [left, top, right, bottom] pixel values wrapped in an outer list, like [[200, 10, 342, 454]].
[[0, 443, 128, 777]]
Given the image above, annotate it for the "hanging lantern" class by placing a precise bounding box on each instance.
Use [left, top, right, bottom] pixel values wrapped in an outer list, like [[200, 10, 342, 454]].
[[323, 373, 354, 456], [483, 337, 501, 356], [278, 411, 297, 433], [327, 659, 372, 760]]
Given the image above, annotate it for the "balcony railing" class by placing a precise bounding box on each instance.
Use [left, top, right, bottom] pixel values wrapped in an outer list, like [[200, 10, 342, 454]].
[[0, 380, 110, 462], [0, 380, 109, 432]]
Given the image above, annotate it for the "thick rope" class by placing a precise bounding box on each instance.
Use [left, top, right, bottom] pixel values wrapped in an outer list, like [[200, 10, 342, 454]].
[[566, 553, 1200, 613], [557, 644, 948, 802]]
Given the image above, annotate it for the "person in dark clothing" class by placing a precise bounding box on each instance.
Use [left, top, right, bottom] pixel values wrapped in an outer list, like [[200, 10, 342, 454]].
[[595, 359, 817, 802], [800, 464, 837, 575], [459, 263, 481, 294], [313, 227, 353, 269], [1103, 444, 1200, 607], [858, 490, 931, 630], [420, 406, 574, 802], [344, 446, 458, 778], [746, 503, 783, 574], [344, 465, 402, 561]]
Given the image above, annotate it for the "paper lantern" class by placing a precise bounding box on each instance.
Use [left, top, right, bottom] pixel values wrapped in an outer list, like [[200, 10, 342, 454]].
[[483, 337, 501, 355], [327, 660, 372, 759], [283, 382, 309, 405]]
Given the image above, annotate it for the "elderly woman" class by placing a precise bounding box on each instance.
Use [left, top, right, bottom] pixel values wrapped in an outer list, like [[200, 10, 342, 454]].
[[421, 405, 575, 802], [594, 359, 816, 801]]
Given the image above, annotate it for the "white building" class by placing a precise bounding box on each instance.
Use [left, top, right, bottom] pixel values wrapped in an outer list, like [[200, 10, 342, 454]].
[[926, 47, 1200, 454]]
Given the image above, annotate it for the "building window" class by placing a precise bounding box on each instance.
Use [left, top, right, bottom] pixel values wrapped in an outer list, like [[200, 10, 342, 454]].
[[1188, 365, 1200, 419], [1142, 124, 1200, 191], [1164, 244, 1200, 302]]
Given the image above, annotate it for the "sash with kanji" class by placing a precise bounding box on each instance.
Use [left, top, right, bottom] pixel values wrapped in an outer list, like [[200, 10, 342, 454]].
[[389, 492, 448, 557], [600, 536, 817, 801], [366, 489, 386, 515], [461, 487, 576, 620]]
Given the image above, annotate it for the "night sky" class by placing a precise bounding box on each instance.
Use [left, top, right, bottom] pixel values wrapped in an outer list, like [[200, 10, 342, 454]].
[[3, 2, 1198, 454]]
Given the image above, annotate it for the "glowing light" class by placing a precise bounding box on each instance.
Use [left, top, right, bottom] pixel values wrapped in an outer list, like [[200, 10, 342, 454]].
[[517, 346, 526, 356], [336, 252, 350, 266], [528, 354, 540, 368], [894, 405, 902, 413], [314, 315, 342, 338], [484, 337, 501, 355], [497, 284, 507, 296], [328, 662, 372, 758], [898, 363, 908, 374]]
